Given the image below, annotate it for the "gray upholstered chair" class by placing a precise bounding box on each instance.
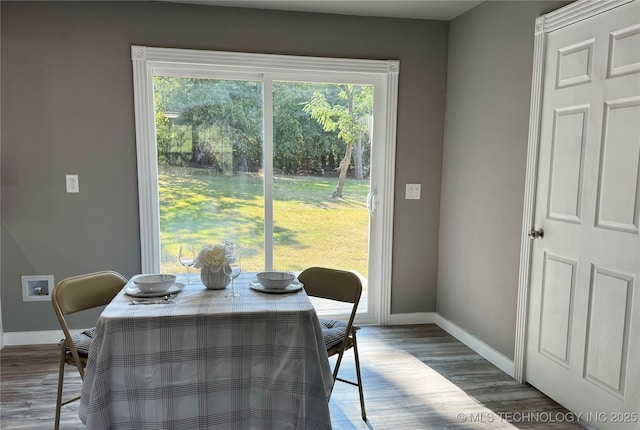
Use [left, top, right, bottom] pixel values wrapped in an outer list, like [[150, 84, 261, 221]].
[[51, 270, 127, 430], [298, 267, 366, 421]]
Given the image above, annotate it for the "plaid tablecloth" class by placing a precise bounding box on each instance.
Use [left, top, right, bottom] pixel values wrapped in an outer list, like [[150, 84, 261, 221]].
[[79, 273, 333, 429]]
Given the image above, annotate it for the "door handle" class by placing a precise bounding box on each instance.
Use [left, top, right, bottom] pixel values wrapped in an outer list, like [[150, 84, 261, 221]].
[[367, 191, 377, 216], [528, 228, 544, 240]]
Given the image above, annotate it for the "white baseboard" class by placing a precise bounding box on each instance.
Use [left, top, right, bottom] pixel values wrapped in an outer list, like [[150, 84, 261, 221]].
[[434, 314, 515, 378], [388, 312, 436, 325], [2, 329, 82, 346]]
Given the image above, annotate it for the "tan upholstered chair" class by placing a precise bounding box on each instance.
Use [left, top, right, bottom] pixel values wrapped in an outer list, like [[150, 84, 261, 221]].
[[51, 270, 127, 430], [298, 267, 366, 421]]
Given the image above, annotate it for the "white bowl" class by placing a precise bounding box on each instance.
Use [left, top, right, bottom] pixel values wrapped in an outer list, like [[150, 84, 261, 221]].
[[256, 272, 295, 289], [133, 274, 176, 293]]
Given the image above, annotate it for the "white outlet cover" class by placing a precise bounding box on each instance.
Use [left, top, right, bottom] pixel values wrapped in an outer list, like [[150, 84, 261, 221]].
[[66, 174, 79, 193], [405, 183, 421, 200]]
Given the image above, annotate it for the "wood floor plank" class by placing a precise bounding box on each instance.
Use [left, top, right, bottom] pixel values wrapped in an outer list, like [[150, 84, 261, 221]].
[[0, 325, 588, 429]]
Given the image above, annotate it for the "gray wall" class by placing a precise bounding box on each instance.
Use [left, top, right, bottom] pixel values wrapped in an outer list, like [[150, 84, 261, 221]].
[[437, 1, 568, 359], [1, 1, 448, 331]]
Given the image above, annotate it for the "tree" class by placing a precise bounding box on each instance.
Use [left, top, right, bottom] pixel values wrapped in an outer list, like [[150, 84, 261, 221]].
[[273, 82, 340, 174], [303, 84, 372, 198], [153, 77, 263, 172]]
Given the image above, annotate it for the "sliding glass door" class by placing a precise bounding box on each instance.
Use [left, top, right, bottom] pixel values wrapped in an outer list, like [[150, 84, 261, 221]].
[[133, 46, 399, 324]]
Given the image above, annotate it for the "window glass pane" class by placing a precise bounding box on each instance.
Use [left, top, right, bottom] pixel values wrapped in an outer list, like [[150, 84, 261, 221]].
[[272, 81, 371, 289], [153, 76, 264, 274]]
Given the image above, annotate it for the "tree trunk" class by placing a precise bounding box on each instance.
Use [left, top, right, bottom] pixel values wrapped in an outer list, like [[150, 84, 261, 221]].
[[190, 123, 199, 165], [333, 142, 353, 198], [354, 134, 364, 180]]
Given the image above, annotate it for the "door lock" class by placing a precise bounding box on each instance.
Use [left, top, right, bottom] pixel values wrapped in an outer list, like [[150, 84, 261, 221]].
[[528, 228, 544, 240]]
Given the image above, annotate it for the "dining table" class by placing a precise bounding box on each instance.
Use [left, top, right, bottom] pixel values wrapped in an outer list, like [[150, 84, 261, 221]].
[[78, 272, 334, 429]]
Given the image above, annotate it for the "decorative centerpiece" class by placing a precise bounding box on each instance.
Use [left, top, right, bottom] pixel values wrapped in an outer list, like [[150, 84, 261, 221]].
[[194, 244, 230, 290]]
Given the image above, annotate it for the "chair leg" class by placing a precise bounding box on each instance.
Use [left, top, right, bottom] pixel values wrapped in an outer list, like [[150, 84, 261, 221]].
[[327, 348, 347, 401], [55, 347, 66, 430], [352, 330, 366, 421]]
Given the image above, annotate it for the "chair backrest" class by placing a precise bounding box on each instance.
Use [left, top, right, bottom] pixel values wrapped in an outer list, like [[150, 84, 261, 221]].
[[52, 270, 127, 317], [299, 267, 362, 305]]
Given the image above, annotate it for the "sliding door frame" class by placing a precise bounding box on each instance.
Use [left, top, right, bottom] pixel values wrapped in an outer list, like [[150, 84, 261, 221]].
[[131, 45, 399, 324]]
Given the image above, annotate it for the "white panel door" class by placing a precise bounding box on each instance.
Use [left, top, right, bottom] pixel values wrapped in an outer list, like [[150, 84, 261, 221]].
[[526, 1, 640, 428]]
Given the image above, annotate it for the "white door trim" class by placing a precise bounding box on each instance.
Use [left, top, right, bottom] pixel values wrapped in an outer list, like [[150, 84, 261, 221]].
[[131, 45, 399, 325], [514, 0, 636, 383]]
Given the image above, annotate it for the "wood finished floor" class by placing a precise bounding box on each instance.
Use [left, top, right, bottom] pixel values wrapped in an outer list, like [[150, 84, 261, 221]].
[[0, 324, 588, 429]]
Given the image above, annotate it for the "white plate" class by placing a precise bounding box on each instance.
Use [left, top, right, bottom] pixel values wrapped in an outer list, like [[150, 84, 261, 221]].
[[250, 281, 303, 294], [124, 282, 185, 298]]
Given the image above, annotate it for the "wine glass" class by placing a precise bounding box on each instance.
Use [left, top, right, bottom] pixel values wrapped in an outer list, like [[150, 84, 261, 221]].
[[224, 240, 235, 255], [179, 245, 196, 284], [224, 254, 241, 298]]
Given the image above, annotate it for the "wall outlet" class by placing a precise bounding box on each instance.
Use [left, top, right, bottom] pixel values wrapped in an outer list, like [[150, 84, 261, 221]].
[[405, 183, 421, 200], [65, 174, 79, 193]]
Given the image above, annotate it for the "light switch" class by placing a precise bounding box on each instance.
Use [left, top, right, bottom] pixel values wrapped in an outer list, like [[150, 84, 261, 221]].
[[65, 174, 79, 193], [405, 183, 421, 200]]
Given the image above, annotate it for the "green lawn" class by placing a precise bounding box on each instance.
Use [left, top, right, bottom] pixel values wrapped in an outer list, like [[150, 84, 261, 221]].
[[159, 166, 370, 276]]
